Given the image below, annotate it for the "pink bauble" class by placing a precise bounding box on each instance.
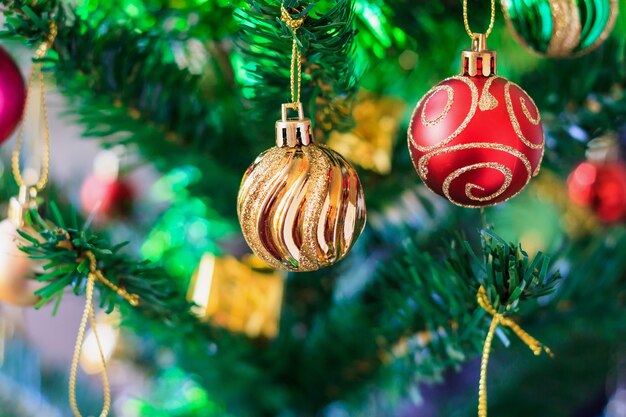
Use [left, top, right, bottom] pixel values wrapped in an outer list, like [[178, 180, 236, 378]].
[[0, 219, 40, 306], [0, 46, 26, 144]]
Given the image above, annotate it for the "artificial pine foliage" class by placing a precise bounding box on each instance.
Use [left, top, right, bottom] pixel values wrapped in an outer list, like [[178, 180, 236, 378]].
[[0, 0, 625, 416]]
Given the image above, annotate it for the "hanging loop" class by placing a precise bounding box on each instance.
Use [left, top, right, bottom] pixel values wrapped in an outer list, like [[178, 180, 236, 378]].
[[462, 0, 496, 39], [11, 21, 57, 192], [280, 6, 306, 104], [68, 251, 140, 417]]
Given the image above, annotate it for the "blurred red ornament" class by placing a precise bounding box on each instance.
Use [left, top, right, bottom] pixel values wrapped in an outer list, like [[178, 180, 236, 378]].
[[81, 175, 134, 220], [408, 35, 544, 207], [0, 46, 26, 144], [567, 161, 626, 224]]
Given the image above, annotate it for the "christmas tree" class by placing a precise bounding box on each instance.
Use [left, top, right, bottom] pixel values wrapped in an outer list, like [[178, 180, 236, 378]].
[[0, 0, 625, 416]]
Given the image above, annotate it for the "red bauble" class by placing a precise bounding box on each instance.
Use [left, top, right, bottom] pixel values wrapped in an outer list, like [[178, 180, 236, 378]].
[[0, 46, 26, 144], [567, 161, 626, 224], [80, 175, 134, 221], [407, 37, 544, 207]]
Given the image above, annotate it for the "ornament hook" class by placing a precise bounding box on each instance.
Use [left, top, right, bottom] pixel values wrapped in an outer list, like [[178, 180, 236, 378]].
[[281, 102, 305, 121], [461, 33, 497, 77], [472, 33, 488, 52]]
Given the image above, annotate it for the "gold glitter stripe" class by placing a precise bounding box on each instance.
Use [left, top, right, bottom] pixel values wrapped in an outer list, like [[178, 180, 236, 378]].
[[561, 0, 581, 55], [421, 85, 455, 126], [504, 80, 544, 150], [238, 147, 294, 270], [547, 0, 580, 57], [299, 145, 329, 271], [520, 98, 540, 125], [408, 76, 479, 152], [533, 141, 545, 177]]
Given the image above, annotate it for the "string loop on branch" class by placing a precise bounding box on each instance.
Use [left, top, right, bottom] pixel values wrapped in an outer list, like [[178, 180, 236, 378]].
[[69, 251, 139, 417], [476, 286, 552, 417]]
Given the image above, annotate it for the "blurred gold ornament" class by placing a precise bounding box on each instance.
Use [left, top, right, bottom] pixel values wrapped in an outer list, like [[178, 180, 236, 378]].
[[0, 186, 42, 307], [327, 94, 406, 175], [187, 253, 286, 338], [237, 103, 366, 272], [80, 311, 121, 375], [379, 330, 433, 364]]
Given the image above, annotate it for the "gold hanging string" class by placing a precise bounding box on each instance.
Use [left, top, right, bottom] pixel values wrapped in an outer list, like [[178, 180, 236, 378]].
[[476, 286, 552, 417], [280, 6, 305, 106], [463, 0, 496, 39], [11, 21, 57, 191], [69, 251, 139, 417]]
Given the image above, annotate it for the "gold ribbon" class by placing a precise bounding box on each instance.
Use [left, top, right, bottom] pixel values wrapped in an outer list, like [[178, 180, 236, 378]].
[[280, 6, 305, 106], [476, 286, 552, 417], [69, 251, 139, 417]]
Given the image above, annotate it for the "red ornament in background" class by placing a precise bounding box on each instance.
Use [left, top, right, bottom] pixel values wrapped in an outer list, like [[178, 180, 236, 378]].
[[80, 150, 134, 222], [567, 135, 626, 224], [408, 35, 544, 207], [0, 46, 26, 144]]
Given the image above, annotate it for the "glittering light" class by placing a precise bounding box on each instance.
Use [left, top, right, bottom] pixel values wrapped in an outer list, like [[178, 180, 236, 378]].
[[399, 50, 419, 70]]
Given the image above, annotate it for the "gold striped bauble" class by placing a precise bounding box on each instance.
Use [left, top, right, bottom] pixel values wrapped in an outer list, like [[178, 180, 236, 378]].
[[237, 104, 366, 272], [501, 0, 618, 57]]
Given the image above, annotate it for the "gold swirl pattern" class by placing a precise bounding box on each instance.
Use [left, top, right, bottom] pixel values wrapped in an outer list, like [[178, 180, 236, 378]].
[[416, 143, 532, 207], [421, 85, 454, 126], [409, 76, 479, 152], [520, 97, 540, 125], [504, 81, 544, 149], [237, 144, 366, 272], [416, 142, 532, 179], [443, 162, 512, 205]]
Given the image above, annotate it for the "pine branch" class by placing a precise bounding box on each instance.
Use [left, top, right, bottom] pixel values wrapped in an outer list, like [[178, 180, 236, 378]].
[[255, 228, 561, 412], [19, 206, 192, 325], [1, 0, 249, 218], [17, 196, 561, 415], [234, 0, 362, 135], [369, 228, 559, 382]]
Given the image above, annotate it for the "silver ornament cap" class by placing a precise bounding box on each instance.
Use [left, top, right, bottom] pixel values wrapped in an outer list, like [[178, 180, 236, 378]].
[[275, 102, 313, 147]]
